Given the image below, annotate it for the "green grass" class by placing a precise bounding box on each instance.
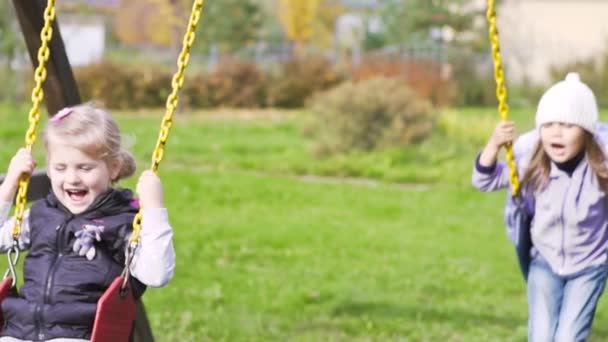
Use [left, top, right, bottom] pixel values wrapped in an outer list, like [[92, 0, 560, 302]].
[[2, 105, 608, 341], [111, 106, 540, 187]]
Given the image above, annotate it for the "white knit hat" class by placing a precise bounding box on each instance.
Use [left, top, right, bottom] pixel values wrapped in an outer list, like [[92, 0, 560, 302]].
[[535, 72, 598, 133]]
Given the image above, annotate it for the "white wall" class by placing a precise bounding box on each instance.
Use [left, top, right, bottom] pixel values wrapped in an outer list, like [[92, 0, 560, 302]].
[[497, 0, 608, 85], [58, 17, 105, 67]]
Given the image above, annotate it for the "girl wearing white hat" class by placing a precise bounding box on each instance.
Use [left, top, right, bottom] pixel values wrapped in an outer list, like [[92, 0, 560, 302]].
[[473, 72, 607, 341]]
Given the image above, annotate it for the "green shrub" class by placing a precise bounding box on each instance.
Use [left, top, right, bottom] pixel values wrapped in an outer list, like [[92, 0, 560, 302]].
[[205, 58, 268, 108], [350, 55, 451, 106], [506, 76, 546, 108], [76, 62, 206, 109], [549, 47, 608, 107], [266, 56, 344, 108], [446, 55, 497, 107], [308, 77, 436, 155], [0, 67, 30, 102], [75, 60, 268, 109], [75, 61, 138, 109], [130, 68, 173, 108], [447, 56, 545, 108], [181, 73, 213, 108]]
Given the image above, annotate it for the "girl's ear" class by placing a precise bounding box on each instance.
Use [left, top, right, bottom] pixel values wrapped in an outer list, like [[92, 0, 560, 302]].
[[109, 160, 121, 181]]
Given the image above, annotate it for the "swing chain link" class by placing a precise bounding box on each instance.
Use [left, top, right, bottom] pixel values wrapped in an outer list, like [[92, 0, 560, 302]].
[[12, 0, 56, 245], [486, 0, 520, 196], [3, 241, 21, 288], [120, 242, 137, 294], [129, 0, 206, 249]]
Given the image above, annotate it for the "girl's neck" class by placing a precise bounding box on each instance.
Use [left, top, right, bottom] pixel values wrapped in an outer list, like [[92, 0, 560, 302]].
[[554, 150, 585, 176]]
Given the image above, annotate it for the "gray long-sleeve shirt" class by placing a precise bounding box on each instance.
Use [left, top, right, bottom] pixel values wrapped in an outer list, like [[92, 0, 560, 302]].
[[472, 147, 608, 276]]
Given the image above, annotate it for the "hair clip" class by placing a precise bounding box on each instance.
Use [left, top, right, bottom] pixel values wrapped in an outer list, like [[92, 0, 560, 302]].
[[50, 107, 74, 123]]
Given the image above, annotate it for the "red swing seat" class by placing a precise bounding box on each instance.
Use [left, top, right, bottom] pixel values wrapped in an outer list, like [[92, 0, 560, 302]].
[[91, 276, 136, 342], [0, 278, 16, 329], [0, 276, 136, 342]]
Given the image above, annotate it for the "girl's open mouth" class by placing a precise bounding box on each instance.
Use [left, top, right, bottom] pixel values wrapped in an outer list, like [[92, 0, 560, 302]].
[[549, 143, 567, 156], [66, 189, 88, 201]]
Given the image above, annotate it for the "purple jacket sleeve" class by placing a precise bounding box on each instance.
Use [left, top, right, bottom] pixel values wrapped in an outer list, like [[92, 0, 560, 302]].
[[472, 129, 539, 193], [471, 155, 510, 192]]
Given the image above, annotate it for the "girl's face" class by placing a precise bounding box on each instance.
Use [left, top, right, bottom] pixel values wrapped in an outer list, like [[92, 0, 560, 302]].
[[540, 122, 586, 163], [46, 141, 119, 214]]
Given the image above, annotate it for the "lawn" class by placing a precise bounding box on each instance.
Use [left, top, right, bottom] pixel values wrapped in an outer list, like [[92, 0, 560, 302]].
[[2, 104, 608, 341]]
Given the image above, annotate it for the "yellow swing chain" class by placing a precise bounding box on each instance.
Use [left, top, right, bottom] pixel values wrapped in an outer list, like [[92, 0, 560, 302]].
[[12, 0, 56, 241], [128, 0, 206, 248], [4, 0, 56, 287], [486, 0, 520, 196]]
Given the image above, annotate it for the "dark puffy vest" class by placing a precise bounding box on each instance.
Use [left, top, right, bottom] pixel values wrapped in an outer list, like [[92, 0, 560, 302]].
[[2, 189, 146, 341]]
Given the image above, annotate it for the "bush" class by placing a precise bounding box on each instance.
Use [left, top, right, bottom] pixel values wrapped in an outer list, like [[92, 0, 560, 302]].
[[445, 54, 497, 107], [181, 73, 213, 108], [75, 61, 137, 109], [204, 58, 268, 108], [0, 67, 30, 102], [75, 61, 175, 109], [266, 56, 345, 108], [506, 76, 546, 108], [130, 68, 173, 108], [308, 77, 436, 155], [350, 55, 451, 106], [549, 47, 608, 107]]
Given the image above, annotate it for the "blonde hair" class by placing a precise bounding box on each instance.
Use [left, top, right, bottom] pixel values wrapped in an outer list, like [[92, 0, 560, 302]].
[[43, 103, 136, 181], [522, 132, 608, 192]]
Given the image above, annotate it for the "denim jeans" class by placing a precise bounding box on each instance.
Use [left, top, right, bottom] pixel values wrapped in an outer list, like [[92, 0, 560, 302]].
[[527, 255, 608, 342]]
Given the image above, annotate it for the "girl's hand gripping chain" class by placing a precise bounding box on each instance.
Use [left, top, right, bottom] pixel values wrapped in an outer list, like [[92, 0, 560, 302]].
[[136, 170, 164, 209], [0, 148, 36, 202], [480, 121, 516, 167]]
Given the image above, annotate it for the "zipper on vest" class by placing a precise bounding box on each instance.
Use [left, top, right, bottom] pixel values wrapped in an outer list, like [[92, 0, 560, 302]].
[[44, 253, 64, 302], [34, 221, 67, 341], [34, 305, 44, 341]]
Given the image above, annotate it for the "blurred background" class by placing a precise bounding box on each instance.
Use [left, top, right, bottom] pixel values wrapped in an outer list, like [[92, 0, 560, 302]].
[[2, 0, 608, 341], [2, 0, 607, 110]]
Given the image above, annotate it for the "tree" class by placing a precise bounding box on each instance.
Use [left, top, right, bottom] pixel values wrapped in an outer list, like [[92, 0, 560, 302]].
[[313, 0, 346, 49], [278, 0, 320, 54], [0, 2, 24, 101], [253, 0, 344, 51], [114, 0, 185, 47], [113, 0, 264, 54], [0, 2, 21, 64], [378, 0, 485, 47], [194, 0, 264, 53]]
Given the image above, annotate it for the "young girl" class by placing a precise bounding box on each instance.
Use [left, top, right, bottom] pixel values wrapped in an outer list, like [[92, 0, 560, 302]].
[[0, 104, 175, 341], [473, 72, 608, 341]]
